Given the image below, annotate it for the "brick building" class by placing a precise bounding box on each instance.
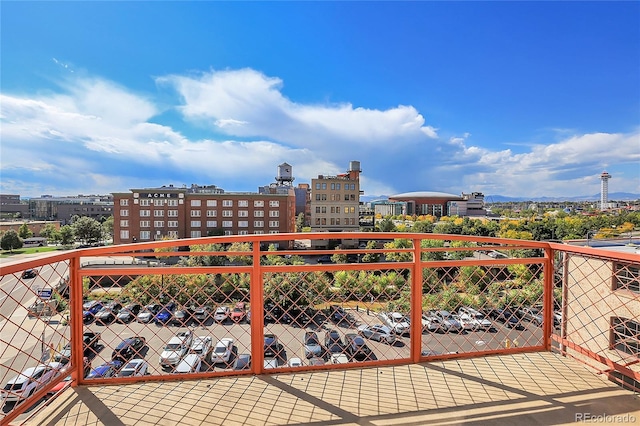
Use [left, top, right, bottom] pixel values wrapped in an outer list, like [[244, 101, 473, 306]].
[[112, 185, 296, 245]]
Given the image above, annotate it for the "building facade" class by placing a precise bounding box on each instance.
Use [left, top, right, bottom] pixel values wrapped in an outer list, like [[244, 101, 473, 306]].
[[112, 185, 296, 245], [27, 195, 113, 224], [388, 191, 463, 217]]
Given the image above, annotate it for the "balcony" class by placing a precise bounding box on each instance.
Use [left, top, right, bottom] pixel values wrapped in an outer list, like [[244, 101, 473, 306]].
[[1, 233, 638, 425]]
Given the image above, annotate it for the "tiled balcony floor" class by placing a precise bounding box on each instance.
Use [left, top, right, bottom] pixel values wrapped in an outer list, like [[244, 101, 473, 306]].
[[26, 352, 640, 426]]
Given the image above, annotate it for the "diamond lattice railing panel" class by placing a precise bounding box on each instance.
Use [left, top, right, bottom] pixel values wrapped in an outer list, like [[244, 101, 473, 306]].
[[421, 262, 546, 356]]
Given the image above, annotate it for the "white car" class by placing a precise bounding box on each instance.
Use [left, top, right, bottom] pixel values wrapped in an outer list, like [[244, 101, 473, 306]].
[[452, 314, 474, 331], [330, 354, 349, 364], [433, 310, 463, 333], [211, 338, 234, 365], [458, 307, 493, 330], [119, 359, 149, 377], [1, 362, 63, 403], [159, 331, 193, 369], [288, 357, 304, 367], [378, 312, 410, 335], [190, 336, 213, 363], [174, 354, 202, 374], [213, 307, 230, 323]]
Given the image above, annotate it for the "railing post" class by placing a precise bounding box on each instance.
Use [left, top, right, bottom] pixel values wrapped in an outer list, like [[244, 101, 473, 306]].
[[69, 254, 84, 386], [543, 246, 554, 351], [411, 237, 423, 362], [250, 240, 264, 373]]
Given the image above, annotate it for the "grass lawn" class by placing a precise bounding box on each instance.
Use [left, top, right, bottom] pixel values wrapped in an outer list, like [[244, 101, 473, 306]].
[[0, 246, 61, 258]]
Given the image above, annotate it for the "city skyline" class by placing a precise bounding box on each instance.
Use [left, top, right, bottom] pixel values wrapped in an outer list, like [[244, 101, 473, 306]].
[[1, 2, 639, 199]]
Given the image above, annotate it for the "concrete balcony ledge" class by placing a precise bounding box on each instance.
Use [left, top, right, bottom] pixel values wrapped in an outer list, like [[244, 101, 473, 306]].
[[26, 352, 640, 426]]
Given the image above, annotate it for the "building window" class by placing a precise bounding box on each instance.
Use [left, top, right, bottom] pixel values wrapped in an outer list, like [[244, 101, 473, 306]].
[[315, 194, 321, 201], [254, 200, 264, 207], [254, 210, 264, 217], [190, 210, 201, 217], [254, 220, 264, 227], [222, 210, 233, 217], [154, 199, 164, 207], [222, 200, 233, 207], [344, 207, 349, 214], [140, 199, 150, 206], [120, 220, 129, 227], [168, 199, 178, 207], [139, 210, 150, 217], [222, 221, 233, 228], [611, 317, 640, 358], [191, 230, 202, 238], [238, 210, 248, 217], [331, 183, 335, 190], [322, 183, 327, 190], [190, 221, 201, 227], [315, 183, 321, 190], [191, 200, 201, 207], [269, 210, 279, 217], [321, 194, 327, 201], [168, 221, 178, 228], [207, 200, 217, 207], [269, 220, 279, 227], [168, 231, 178, 238], [330, 218, 335, 225], [238, 200, 248, 207], [344, 194, 349, 201], [254, 230, 264, 235], [168, 210, 178, 217], [269, 230, 279, 234], [140, 231, 151, 240], [321, 206, 326, 213], [336, 218, 340, 225], [238, 221, 248, 228], [239, 230, 248, 235], [206, 210, 217, 217], [154, 221, 164, 227], [154, 210, 164, 217], [613, 263, 640, 293], [316, 207, 321, 213], [336, 183, 340, 190], [269, 200, 280, 207], [224, 230, 233, 236], [140, 220, 150, 228], [315, 218, 321, 225], [120, 230, 129, 239], [206, 220, 217, 228], [120, 199, 128, 206], [121, 209, 129, 217]]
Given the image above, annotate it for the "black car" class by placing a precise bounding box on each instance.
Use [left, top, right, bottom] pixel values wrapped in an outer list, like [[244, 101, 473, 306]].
[[281, 308, 310, 327], [317, 255, 333, 264], [327, 305, 349, 323], [21, 269, 38, 279], [324, 329, 345, 353], [54, 331, 101, 364], [111, 336, 146, 362], [116, 304, 142, 323], [344, 333, 374, 361], [489, 308, 521, 328], [263, 334, 283, 358]]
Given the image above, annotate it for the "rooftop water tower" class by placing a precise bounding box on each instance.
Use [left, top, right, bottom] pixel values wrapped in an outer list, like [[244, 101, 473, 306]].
[[275, 162, 294, 186], [600, 171, 611, 210]]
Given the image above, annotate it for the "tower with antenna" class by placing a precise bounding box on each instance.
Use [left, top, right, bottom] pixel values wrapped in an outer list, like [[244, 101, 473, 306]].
[[600, 171, 611, 210]]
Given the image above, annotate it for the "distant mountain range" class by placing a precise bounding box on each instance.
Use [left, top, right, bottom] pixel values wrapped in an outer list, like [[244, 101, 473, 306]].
[[361, 192, 640, 203]]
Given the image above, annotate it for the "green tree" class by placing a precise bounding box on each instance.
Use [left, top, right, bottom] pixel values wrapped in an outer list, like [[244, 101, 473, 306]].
[[59, 225, 75, 246], [1, 230, 23, 251], [412, 220, 434, 233], [295, 213, 305, 232], [39, 224, 58, 242], [376, 217, 396, 232], [102, 216, 114, 241], [18, 223, 33, 239], [383, 239, 413, 262], [420, 239, 446, 261], [226, 242, 252, 265], [71, 216, 103, 244]]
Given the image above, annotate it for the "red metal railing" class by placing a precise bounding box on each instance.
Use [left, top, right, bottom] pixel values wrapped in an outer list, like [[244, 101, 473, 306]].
[[1, 233, 638, 425]]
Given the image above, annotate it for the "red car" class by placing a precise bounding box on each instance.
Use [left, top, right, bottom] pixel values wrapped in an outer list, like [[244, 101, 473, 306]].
[[230, 302, 246, 323]]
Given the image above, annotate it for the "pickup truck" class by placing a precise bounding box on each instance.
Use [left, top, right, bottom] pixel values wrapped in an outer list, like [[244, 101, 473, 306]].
[[54, 332, 101, 364]]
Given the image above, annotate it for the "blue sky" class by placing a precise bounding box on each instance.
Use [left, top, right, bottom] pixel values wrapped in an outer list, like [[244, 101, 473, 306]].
[[1, 1, 639, 199]]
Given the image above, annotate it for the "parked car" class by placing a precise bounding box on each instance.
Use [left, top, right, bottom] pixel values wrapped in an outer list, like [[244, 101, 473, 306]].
[[518, 307, 543, 326], [82, 301, 104, 324], [303, 331, 323, 359], [324, 329, 345, 353], [137, 304, 162, 323], [1, 362, 63, 403], [159, 331, 193, 369], [330, 353, 350, 364], [54, 331, 101, 364], [309, 357, 325, 366], [211, 338, 235, 365], [378, 312, 410, 335], [433, 310, 463, 333], [174, 354, 202, 374], [357, 324, 396, 344], [264, 358, 280, 369], [117, 304, 142, 323], [553, 310, 563, 327], [46, 375, 72, 396], [193, 306, 212, 324], [119, 359, 149, 377], [344, 334, 374, 361], [94, 302, 123, 325], [87, 360, 122, 379], [154, 303, 177, 325], [173, 306, 195, 326], [190, 336, 213, 363], [488, 308, 521, 328], [452, 314, 474, 331], [21, 269, 38, 279], [421, 313, 444, 333], [288, 357, 304, 367], [326, 305, 349, 323], [111, 337, 146, 363], [317, 255, 333, 264], [233, 354, 251, 370], [458, 307, 493, 331], [264, 334, 283, 359], [229, 302, 246, 323], [213, 306, 231, 323]]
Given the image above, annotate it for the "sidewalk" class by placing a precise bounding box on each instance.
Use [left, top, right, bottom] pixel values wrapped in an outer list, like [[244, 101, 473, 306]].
[[25, 352, 640, 426]]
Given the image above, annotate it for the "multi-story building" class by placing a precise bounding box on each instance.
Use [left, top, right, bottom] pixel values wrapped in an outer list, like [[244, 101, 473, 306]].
[[0, 194, 29, 219], [27, 195, 113, 224], [112, 184, 296, 245], [309, 161, 362, 247]]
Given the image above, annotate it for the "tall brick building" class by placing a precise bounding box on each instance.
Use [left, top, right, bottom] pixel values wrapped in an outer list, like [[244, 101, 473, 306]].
[[112, 184, 296, 245]]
